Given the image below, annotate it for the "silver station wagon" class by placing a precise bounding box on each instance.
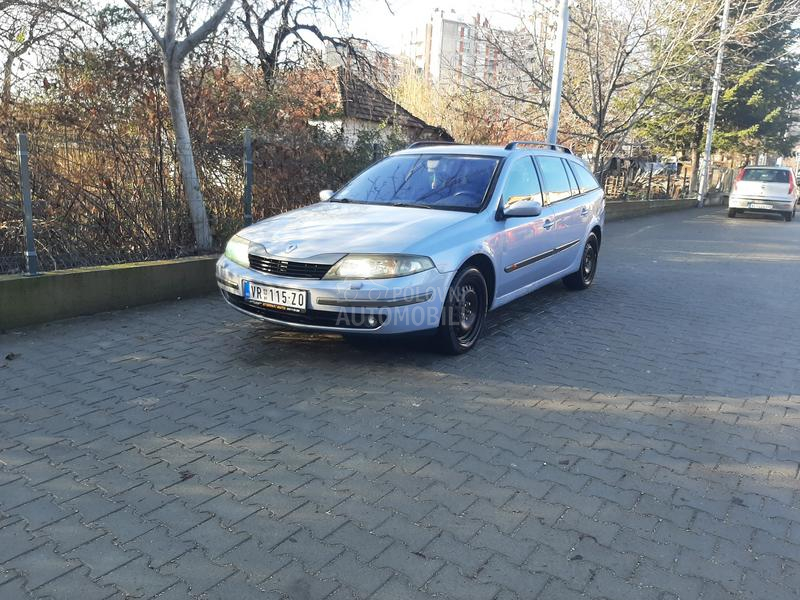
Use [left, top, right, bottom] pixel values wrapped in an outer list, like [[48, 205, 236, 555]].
[[217, 141, 605, 353]]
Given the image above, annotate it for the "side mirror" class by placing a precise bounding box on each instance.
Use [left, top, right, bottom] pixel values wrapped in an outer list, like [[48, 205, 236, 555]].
[[502, 195, 543, 218], [319, 190, 334, 202]]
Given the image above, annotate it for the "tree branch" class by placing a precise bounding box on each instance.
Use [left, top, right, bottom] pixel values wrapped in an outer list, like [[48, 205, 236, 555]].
[[176, 0, 234, 61], [122, 0, 164, 47]]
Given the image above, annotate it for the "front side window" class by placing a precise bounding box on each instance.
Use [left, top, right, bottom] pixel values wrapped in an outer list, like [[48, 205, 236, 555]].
[[501, 156, 542, 203], [333, 154, 501, 211], [536, 156, 572, 204], [568, 161, 600, 193]]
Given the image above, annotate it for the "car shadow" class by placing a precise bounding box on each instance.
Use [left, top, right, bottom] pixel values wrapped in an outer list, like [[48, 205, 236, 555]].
[[230, 207, 800, 400]]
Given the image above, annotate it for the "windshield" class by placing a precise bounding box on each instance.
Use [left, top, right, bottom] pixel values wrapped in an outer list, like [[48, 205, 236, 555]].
[[741, 168, 790, 183], [333, 154, 501, 211]]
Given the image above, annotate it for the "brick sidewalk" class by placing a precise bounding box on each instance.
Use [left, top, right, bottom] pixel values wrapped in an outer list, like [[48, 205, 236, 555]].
[[1, 208, 799, 599]]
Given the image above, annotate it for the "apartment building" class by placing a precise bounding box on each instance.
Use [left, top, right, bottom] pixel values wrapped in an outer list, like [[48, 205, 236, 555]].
[[403, 4, 559, 87], [403, 9, 506, 86]]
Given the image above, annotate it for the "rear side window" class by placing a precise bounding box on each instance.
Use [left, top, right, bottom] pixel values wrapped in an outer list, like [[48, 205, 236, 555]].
[[536, 156, 572, 204], [568, 161, 600, 193], [741, 169, 790, 183], [502, 156, 543, 203]]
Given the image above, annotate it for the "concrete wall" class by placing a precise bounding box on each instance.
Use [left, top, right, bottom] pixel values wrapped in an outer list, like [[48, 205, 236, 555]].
[[606, 198, 697, 222], [0, 256, 217, 330]]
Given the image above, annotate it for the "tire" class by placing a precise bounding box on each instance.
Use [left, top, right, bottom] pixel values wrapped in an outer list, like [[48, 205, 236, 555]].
[[563, 233, 599, 291], [436, 266, 488, 355], [728, 208, 737, 218], [784, 211, 793, 222]]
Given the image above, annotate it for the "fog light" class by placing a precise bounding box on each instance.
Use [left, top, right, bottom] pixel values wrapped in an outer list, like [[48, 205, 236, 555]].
[[366, 315, 378, 327]]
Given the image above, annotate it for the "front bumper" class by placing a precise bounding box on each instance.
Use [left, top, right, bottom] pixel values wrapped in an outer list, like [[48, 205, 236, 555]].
[[729, 195, 796, 212], [216, 255, 450, 334]]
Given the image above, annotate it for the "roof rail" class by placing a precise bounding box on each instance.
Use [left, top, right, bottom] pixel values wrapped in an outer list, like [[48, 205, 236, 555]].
[[505, 141, 572, 154], [406, 140, 460, 149]]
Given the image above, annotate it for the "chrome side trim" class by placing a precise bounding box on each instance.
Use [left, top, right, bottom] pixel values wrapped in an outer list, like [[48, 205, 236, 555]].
[[316, 292, 433, 308], [504, 239, 581, 273]]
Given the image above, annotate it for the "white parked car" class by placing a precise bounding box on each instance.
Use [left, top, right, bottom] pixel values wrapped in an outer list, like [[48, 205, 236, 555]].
[[728, 166, 797, 221]]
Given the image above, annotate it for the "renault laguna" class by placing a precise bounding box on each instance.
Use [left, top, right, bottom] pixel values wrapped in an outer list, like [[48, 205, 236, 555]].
[[217, 141, 605, 353]]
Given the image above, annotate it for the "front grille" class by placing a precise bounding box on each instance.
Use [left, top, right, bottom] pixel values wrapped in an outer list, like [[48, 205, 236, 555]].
[[248, 254, 332, 279]]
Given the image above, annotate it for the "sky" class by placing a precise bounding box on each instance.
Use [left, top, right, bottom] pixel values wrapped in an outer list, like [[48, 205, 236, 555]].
[[344, 0, 525, 54]]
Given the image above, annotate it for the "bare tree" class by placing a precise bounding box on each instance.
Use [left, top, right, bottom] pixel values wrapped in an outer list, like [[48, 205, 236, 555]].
[[641, 0, 800, 191], [468, 0, 719, 171], [561, 0, 713, 169], [0, 1, 82, 103], [237, 0, 372, 90], [123, 0, 233, 251], [469, 0, 800, 176]]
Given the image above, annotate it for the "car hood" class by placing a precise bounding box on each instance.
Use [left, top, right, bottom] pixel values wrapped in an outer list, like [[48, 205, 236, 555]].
[[239, 202, 473, 260]]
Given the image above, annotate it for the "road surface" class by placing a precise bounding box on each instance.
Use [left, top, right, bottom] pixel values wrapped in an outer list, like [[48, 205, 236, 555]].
[[1, 207, 798, 599]]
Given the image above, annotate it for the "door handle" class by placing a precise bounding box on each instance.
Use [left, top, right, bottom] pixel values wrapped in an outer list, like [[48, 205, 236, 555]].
[[581, 206, 589, 217], [543, 219, 554, 230]]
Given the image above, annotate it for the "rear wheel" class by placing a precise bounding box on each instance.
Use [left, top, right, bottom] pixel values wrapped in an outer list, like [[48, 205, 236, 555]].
[[436, 266, 487, 355], [728, 208, 737, 218], [784, 211, 793, 222], [563, 234, 599, 291]]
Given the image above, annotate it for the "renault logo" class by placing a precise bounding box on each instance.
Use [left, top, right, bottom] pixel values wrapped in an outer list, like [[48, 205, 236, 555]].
[[285, 243, 298, 254]]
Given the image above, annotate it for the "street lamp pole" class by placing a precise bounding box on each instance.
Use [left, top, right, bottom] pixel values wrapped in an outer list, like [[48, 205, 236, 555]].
[[546, 0, 569, 145], [697, 0, 731, 207]]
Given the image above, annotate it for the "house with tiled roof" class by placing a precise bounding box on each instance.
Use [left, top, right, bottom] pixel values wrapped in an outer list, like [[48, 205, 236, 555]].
[[307, 67, 453, 146]]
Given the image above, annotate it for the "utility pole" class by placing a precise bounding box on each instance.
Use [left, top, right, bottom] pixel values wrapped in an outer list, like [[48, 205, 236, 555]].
[[546, 0, 569, 145], [697, 0, 731, 207]]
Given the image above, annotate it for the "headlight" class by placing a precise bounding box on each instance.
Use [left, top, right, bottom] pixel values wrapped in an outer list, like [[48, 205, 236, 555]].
[[324, 254, 434, 279], [224, 234, 250, 267]]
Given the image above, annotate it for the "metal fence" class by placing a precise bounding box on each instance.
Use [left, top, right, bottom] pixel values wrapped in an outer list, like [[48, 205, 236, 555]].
[[1, 128, 389, 276], [599, 160, 693, 202], [1, 133, 235, 275]]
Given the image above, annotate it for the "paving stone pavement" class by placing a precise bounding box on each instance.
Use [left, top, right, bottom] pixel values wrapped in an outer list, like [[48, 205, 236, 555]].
[[1, 206, 799, 599]]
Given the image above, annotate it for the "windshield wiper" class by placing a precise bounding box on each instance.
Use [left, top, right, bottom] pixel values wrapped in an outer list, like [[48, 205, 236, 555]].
[[329, 197, 352, 203], [390, 202, 431, 209]]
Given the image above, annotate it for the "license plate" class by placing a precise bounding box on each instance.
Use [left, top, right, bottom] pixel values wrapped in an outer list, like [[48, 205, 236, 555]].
[[243, 281, 307, 313], [750, 203, 772, 210]]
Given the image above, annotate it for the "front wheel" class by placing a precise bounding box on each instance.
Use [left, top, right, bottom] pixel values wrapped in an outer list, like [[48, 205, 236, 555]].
[[728, 208, 737, 218], [436, 266, 488, 355], [563, 233, 599, 291]]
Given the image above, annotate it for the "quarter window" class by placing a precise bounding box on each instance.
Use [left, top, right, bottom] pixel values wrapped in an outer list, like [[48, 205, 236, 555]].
[[568, 161, 600, 193], [563, 159, 579, 195], [536, 156, 572, 204]]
